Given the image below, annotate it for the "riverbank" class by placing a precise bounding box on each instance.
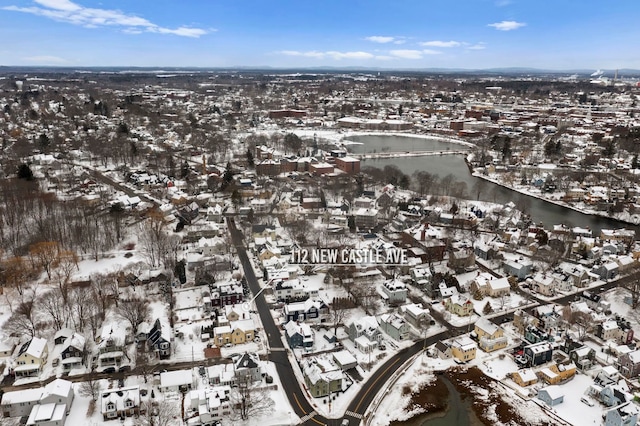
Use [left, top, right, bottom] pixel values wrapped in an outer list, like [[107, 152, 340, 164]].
[[388, 367, 556, 426], [472, 169, 640, 229]]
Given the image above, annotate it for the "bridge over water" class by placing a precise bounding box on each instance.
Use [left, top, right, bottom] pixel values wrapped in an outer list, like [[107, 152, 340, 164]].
[[351, 149, 469, 159]]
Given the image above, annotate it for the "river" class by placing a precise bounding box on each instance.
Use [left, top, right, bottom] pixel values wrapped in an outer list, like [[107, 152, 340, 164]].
[[345, 134, 640, 236]]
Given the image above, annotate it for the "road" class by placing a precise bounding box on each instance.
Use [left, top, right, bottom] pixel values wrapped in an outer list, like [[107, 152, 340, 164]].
[[228, 218, 334, 425]]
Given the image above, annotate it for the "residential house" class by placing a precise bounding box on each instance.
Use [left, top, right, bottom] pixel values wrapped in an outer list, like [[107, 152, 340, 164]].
[[568, 345, 596, 371], [410, 267, 433, 290], [302, 356, 344, 398], [100, 386, 142, 421], [380, 279, 408, 304], [471, 273, 510, 298], [160, 369, 195, 392], [284, 320, 314, 349], [503, 259, 533, 280], [604, 402, 639, 426], [1, 379, 73, 419], [234, 352, 262, 383], [26, 403, 67, 426], [59, 333, 86, 372], [283, 299, 329, 322], [531, 273, 556, 297], [332, 351, 357, 371], [225, 319, 255, 345], [147, 318, 172, 360], [53, 329, 73, 346], [444, 294, 474, 317], [401, 303, 432, 329], [537, 386, 564, 406], [596, 261, 620, 281], [379, 313, 410, 341], [537, 363, 576, 384], [618, 349, 640, 378], [14, 337, 48, 378], [210, 281, 244, 308], [448, 248, 475, 273], [206, 364, 236, 387], [97, 326, 126, 371], [348, 316, 381, 342], [451, 337, 477, 363], [524, 341, 553, 367], [434, 341, 452, 359], [511, 369, 538, 387], [273, 279, 318, 302], [473, 318, 508, 353], [354, 208, 378, 230], [188, 386, 232, 425], [348, 316, 381, 353]]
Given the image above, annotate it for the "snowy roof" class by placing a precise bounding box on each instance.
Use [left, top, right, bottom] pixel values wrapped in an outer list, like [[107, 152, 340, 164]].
[[474, 318, 500, 336], [452, 336, 477, 351], [27, 403, 65, 424], [539, 385, 564, 400], [515, 369, 537, 383], [230, 319, 255, 332], [42, 379, 72, 399], [332, 350, 357, 367], [23, 337, 47, 359], [161, 370, 193, 388], [1, 388, 43, 405], [284, 320, 312, 338]]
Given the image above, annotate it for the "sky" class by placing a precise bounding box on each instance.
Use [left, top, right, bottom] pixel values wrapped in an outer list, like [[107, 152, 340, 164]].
[[1, 0, 639, 70]]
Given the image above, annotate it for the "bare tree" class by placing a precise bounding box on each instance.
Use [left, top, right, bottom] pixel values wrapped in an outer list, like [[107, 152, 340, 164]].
[[228, 375, 274, 421], [139, 400, 180, 426], [69, 287, 92, 331], [3, 298, 38, 338], [51, 250, 79, 302], [330, 297, 353, 335], [138, 209, 169, 268], [37, 288, 68, 330], [115, 297, 151, 331], [78, 379, 102, 401], [28, 241, 61, 281]]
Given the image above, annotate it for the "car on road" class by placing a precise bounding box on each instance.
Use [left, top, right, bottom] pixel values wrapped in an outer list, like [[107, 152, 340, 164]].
[[341, 420, 350, 426], [224, 343, 233, 348]]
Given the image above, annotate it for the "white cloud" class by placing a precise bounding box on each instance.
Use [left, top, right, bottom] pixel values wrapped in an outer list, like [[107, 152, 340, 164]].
[[278, 50, 374, 60], [488, 20, 526, 31], [22, 55, 67, 64], [390, 49, 424, 59], [466, 43, 487, 50], [420, 40, 461, 48], [422, 49, 442, 55], [3, 0, 208, 37], [365, 36, 395, 43]]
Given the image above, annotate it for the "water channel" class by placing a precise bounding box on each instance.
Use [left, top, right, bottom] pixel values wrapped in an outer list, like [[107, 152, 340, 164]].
[[345, 134, 640, 236]]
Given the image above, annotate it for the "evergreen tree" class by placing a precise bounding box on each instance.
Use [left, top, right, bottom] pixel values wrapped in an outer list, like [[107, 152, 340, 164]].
[[246, 148, 254, 167], [17, 163, 34, 180]]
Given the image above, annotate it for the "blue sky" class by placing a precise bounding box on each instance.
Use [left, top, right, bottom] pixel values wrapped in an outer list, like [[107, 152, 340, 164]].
[[1, 0, 639, 70]]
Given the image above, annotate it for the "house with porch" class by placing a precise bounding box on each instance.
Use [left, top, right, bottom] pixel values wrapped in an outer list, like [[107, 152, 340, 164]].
[[13, 337, 48, 378], [100, 386, 142, 421], [473, 318, 508, 353]]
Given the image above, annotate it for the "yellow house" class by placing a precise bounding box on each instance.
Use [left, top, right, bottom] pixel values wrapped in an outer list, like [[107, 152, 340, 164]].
[[538, 363, 576, 385], [474, 318, 508, 353], [213, 325, 232, 346], [511, 369, 538, 387], [229, 319, 255, 345], [444, 294, 474, 317], [14, 337, 48, 378], [451, 336, 477, 363]]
